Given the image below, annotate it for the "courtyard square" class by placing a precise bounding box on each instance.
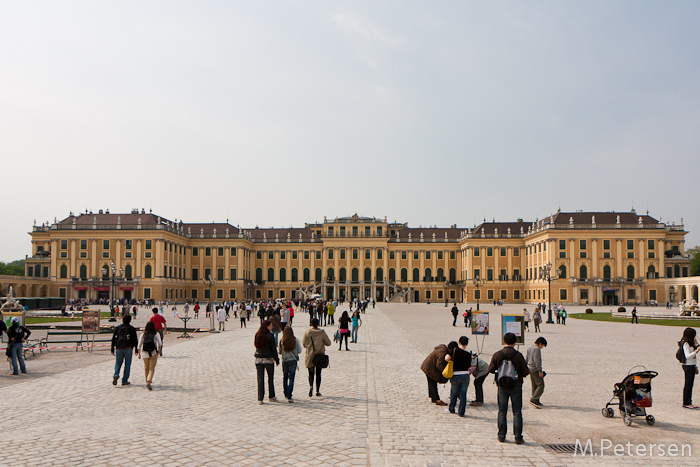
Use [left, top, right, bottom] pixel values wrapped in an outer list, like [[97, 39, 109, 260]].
[[0, 302, 697, 466]]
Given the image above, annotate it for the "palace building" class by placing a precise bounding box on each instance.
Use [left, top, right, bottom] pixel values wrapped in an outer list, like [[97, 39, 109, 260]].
[[13, 209, 694, 306]]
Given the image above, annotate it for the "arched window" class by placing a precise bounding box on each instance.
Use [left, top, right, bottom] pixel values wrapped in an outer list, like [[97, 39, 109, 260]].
[[60, 264, 68, 279], [579, 265, 587, 280], [125, 264, 132, 280], [267, 268, 275, 282], [647, 265, 655, 279], [291, 268, 298, 282], [327, 268, 334, 281], [256, 268, 263, 283], [389, 268, 395, 281], [315, 268, 322, 282], [144, 264, 152, 279], [401, 268, 408, 282], [603, 265, 611, 279], [449, 268, 456, 283], [559, 265, 567, 279], [339, 268, 346, 282], [303, 268, 310, 282], [364, 268, 371, 282], [627, 265, 635, 280], [413, 268, 420, 282], [437, 268, 444, 281], [79, 264, 87, 279], [425, 268, 432, 282], [376, 268, 384, 281], [280, 268, 287, 282], [351, 268, 359, 282]]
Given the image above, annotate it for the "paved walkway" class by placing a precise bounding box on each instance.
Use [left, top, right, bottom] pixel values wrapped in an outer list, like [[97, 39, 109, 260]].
[[0, 303, 697, 466]]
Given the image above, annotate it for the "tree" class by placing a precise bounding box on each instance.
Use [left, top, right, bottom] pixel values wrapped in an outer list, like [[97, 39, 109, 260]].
[[0, 260, 25, 276], [690, 246, 700, 277]]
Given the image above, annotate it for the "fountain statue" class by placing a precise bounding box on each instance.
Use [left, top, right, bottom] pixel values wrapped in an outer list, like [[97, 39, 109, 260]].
[[1, 287, 24, 313]]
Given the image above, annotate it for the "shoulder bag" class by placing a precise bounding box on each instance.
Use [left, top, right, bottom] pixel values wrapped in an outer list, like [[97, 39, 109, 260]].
[[311, 335, 329, 368]]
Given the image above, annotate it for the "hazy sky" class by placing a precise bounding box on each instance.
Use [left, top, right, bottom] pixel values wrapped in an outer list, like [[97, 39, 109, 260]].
[[2, 1, 699, 262]]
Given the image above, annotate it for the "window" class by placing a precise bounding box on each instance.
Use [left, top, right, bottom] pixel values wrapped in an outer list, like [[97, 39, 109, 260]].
[[365, 249, 370, 260], [192, 268, 199, 280], [487, 247, 493, 256], [377, 249, 383, 260], [303, 267, 310, 281], [473, 247, 480, 257], [125, 240, 132, 250], [205, 268, 211, 280], [60, 264, 67, 278], [473, 268, 480, 280], [352, 227, 358, 236], [390, 251, 395, 260], [389, 268, 396, 281], [80, 240, 87, 250], [627, 289, 636, 300], [487, 269, 493, 281], [560, 289, 567, 300], [292, 251, 297, 260], [580, 289, 589, 301], [280, 268, 287, 281], [315, 268, 322, 282], [280, 251, 286, 260], [125, 265, 132, 280], [627, 265, 635, 280], [340, 227, 346, 236], [205, 247, 211, 256], [512, 248, 518, 257], [204, 289, 211, 299], [269, 251, 274, 260], [61, 240, 67, 250], [193, 247, 199, 257], [603, 265, 611, 279], [125, 252, 132, 258], [377, 227, 382, 236], [580, 251, 587, 258], [580, 240, 587, 250], [217, 247, 223, 257], [102, 240, 109, 250], [217, 268, 224, 281], [402, 251, 407, 260], [291, 268, 298, 281], [145, 264, 152, 279], [364, 268, 371, 282], [328, 249, 333, 260], [102, 252, 109, 258], [649, 289, 657, 301], [647, 239, 655, 251], [559, 239, 566, 250], [424, 268, 432, 281], [560, 251, 566, 258], [413, 251, 418, 260], [79, 264, 87, 278], [603, 239, 610, 250], [315, 251, 321, 260], [425, 251, 431, 260], [604, 252, 611, 258], [352, 249, 358, 260], [365, 226, 370, 236], [500, 247, 506, 257], [487, 290, 494, 300], [579, 265, 587, 279], [230, 247, 237, 256], [627, 240, 634, 250], [400, 268, 407, 281], [500, 290, 507, 300], [648, 251, 655, 259], [412, 268, 419, 282], [192, 289, 198, 299], [328, 227, 334, 236], [514, 290, 520, 300], [474, 290, 481, 300], [302, 251, 308, 260], [229, 289, 236, 299], [450, 251, 456, 259], [352, 268, 359, 282], [627, 252, 634, 258], [340, 249, 346, 260]]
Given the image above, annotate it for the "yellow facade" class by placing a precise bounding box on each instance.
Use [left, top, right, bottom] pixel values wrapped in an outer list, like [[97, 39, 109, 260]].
[[14, 210, 691, 306]]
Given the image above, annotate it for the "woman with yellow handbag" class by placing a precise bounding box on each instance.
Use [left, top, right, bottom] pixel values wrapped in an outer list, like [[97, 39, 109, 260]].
[[444, 337, 472, 417]]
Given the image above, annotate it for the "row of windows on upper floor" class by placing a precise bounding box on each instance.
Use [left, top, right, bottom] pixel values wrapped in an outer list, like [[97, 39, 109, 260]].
[[524, 239, 679, 255]]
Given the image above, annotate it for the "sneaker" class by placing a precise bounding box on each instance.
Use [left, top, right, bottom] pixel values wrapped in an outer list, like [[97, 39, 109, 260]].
[[122, 382, 130, 386], [530, 400, 542, 408], [515, 438, 525, 445], [683, 405, 699, 409], [112, 376, 118, 386], [269, 397, 277, 402]]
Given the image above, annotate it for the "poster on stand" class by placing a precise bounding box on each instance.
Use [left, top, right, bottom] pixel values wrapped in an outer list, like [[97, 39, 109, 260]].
[[82, 310, 100, 333], [501, 314, 525, 345], [471, 312, 489, 335]]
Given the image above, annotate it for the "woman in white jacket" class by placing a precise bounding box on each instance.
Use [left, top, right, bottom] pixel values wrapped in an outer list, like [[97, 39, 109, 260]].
[[680, 327, 700, 409]]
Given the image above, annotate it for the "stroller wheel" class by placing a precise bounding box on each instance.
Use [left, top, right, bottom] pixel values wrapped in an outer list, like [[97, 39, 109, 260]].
[[601, 408, 609, 418], [623, 414, 633, 426], [607, 408, 614, 418], [646, 415, 655, 426]]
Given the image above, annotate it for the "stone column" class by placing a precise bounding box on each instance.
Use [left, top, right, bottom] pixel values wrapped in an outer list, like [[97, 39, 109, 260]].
[[658, 239, 665, 278], [91, 239, 97, 277], [136, 240, 142, 278], [569, 239, 575, 279], [371, 247, 377, 299], [638, 238, 645, 280], [225, 245, 230, 280], [616, 239, 623, 278], [50, 239, 58, 278], [591, 239, 598, 278]]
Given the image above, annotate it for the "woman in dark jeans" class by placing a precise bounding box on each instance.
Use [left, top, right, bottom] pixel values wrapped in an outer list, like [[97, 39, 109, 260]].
[[680, 327, 700, 409], [303, 318, 331, 397], [254, 320, 279, 405], [338, 311, 351, 350]]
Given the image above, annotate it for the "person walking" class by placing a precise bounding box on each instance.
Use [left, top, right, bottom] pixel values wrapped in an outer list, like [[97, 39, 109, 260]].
[[469, 354, 490, 407], [451, 304, 459, 326], [270, 311, 283, 346], [561, 308, 567, 325], [523, 308, 530, 331], [303, 318, 331, 397], [217, 305, 227, 331], [445, 337, 472, 417], [327, 301, 335, 325], [465, 307, 473, 328], [239, 304, 248, 328], [149, 308, 167, 356], [338, 310, 351, 350], [526, 337, 547, 408], [680, 328, 700, 409], [350, 310, 362, 343], [631, 307, 638, 324], [532, 308, 542, 332], [193, 302, 200, 318], [254, 320, 279, 404], [281, 305, 290, 330], [137, 321, 162, 390], [420, 343, 449, 406], [489, 332, 530, 444], [111, 314, 138, 386], [279, 326, 303, 402], [6, 317, 31, 375]]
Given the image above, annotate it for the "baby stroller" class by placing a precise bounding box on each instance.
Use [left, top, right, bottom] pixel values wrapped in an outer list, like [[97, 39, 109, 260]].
[[602, 365, 657, 426]]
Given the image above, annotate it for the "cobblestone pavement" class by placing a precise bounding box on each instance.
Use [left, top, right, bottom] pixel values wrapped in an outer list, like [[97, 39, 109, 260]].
[[0, 304, 697, 466]]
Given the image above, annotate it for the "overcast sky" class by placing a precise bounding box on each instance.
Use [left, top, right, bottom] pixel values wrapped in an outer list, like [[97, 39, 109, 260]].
[[1, 1, 699, 262]]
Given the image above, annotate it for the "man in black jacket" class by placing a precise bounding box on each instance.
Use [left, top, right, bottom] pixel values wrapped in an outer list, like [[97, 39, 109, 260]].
[[111, 314, 138, 386], [451, 304, 459, 326], [488, 332, 530, 444]]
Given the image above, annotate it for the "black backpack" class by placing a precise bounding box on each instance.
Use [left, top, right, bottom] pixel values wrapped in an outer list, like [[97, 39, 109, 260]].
[[496, 356, 517, 389], [115, 325, 132, 348], [676, 342, 687, 364], [142, 333, 157, 354]]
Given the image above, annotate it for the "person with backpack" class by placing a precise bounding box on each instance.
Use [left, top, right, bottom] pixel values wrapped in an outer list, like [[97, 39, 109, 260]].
[[526, 337, 547, 408], [488, 332, 530, 444], [679, 327, 700, 409], [111, 314, 138, 386], [137, 321, 162, 390], [149, 307, 167, 357], [7, 317, 31, 375]]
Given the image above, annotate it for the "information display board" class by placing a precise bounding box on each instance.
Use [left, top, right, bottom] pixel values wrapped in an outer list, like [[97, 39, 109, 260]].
[[82, 310, 100, 333], [501, 314, 525, 345], [1, 312, 25, 343], [471, 312, 489, 335]]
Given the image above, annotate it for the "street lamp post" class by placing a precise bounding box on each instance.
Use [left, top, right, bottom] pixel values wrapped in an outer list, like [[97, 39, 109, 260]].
[[102, 262, 124, 322], [444, 281, 450, 306], [472, 274, 485, 311], [540, 262, 562, 324]]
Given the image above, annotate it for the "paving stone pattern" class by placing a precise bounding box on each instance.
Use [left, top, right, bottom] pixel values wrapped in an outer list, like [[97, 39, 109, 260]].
[[0, 304, 696, 466]]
